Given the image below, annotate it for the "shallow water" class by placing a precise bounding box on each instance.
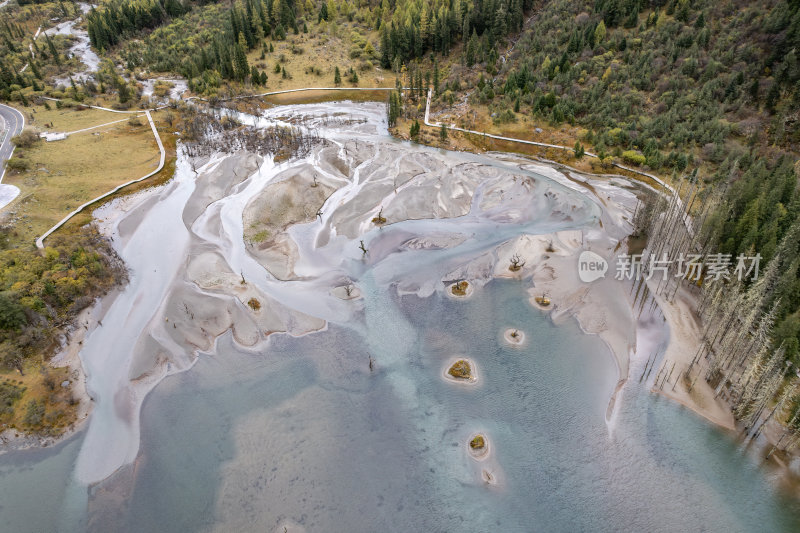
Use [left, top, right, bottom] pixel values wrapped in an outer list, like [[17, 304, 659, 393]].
[[0, 434, 87, 532], [45, 3, 100, 85], [1, 101, 799, 532], [91, 280, 800, 532]]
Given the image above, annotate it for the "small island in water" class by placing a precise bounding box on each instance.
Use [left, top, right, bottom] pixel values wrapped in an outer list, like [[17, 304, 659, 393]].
[[449, 280, 473, 298], [504, 328, 526, 346], [469, 434, 489, 459], [446, 359, 476, 382]]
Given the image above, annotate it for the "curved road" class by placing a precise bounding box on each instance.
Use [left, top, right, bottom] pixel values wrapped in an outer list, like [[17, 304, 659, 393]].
[[0, 103, 24, 210], [0, 103, 24, 172]]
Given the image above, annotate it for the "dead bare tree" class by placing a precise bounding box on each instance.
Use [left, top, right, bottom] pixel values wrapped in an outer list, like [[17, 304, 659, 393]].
[[371, 207, 387, 225], [179, 108, 320, 160]]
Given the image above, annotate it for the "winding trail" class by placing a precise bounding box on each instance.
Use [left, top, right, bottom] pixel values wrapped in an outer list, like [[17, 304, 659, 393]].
[[422, 89, 674, 194], [31, 90, 394, 246], [32, 84, 687, 247], [422, 89, 693, 233], [35, 110, 164, 249], [209, 86, 676, 198]]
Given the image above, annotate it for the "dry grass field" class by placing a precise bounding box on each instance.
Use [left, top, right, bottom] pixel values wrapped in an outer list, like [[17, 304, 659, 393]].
[[22, 103, 135, 133], [3, 115, 159, 245], [0, 107, 179, 434], [246, 24, 397, 93], [0, 362, 77, 435]]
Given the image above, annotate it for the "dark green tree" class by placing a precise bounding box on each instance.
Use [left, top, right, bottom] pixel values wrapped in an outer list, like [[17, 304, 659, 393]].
[[574, 141, 585, 159], [0, 293, 25, 331], [410, 119, 420, 140], [45, 34, 60, 66]]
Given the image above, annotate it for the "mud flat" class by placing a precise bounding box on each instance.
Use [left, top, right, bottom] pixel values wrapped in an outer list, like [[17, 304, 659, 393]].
[[3, 102, 797, 533], [243, 162, 338, 280], [74, 102, 647, 489], [76, 151, 326, 484]]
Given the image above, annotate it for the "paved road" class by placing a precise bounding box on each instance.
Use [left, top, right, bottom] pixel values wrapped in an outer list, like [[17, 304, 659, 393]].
[[0, 103, 24, 171], [0, 103, 24, 210]]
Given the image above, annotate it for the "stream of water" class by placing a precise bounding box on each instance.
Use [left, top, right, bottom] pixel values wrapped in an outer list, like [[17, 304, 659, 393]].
[[44, 3, 100, 86]]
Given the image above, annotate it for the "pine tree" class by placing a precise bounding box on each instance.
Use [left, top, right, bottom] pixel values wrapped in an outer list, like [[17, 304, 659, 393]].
[[420, 6, 431, 48], [271, 0, 282, 27], [234, 39, 249, 81], [765, 83, 780, 112], [387, 90, 402, 127], [220, 41, 234, 79], [380, 27, 391, 68], [45, 34, 60, 66], [117, 78, 130, 103], [465, 30, 478, 66], [387, 92, 397, 127], [29, 58, 41, 80], [410, 119, 420, 140], [594, 21, 606, 45], [695, 11, 706, 29], [334, 66, 341, 85], [574, 141, 585, 159], [492, 4, 508, 44]]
